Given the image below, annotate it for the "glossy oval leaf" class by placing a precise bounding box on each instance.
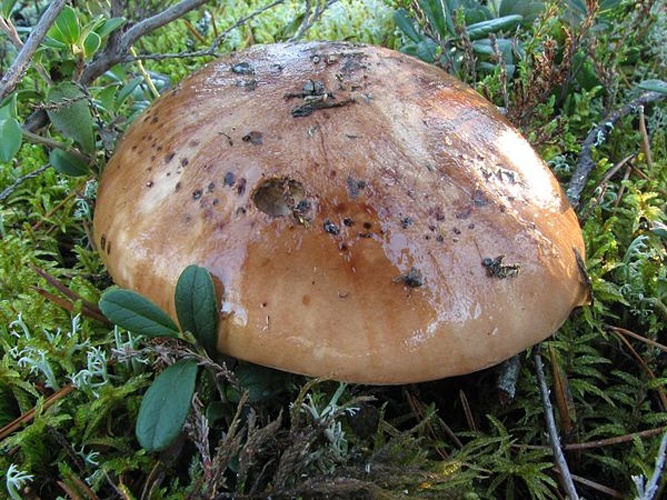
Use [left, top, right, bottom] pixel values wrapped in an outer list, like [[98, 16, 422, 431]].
[[94, 17, 127, 38], [99, 289, 181, 338], [49, 5, 81, 45], [46, 82, 95, 154], [1, 0, 19, 18], [136, 359, 198, 451], [49, 148, 90, 177], [638, 79, 667, 94], [83, 31, 101, 58], [175, 265, 219, 356], [467, 15, 523, 40], [0, 118, 22, 163], [115, 77, 143, 110], [394, 9, 422, 43]]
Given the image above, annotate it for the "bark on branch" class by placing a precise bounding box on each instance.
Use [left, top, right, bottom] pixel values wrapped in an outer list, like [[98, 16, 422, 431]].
[[566, 90, 666, 209], [0, 0, 68, 102], [79, 0, 211, 85]]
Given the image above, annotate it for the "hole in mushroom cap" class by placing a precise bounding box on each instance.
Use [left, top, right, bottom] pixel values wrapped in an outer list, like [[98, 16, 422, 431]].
[[252, 177, 312, 218]]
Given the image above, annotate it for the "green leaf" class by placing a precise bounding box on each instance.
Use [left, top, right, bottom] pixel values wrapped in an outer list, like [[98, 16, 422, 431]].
[[49, 148, 90, 177], [50, 5, 81, 45], [1, 0, 18, 18], [42, 37, 69, 50], [638, 79, 667, 94], [94, 17, 127, 38], [0, 92, 16, 118], [499, 0, 544, 22], [82, 31, 101, 58], [47, 82, 95, 153], [115, 77, 143, 109], [96, 83, 121, 112], [136, 359, 198, 451], [0, 117, 22, 163], [99, 289, 181, 338], [394, 9, 422, 43], [466, 15, 523, 40], [175, 265, 219, 356], [419, 0, 454, 38], [234, 364, 290, 403]]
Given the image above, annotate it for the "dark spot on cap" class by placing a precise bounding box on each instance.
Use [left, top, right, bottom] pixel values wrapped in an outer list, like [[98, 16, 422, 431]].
[[100, 234, 107, 252], [224, 171, 235, 186], [165, 152, 175, 163], [473, 189, 489, 207], [146, 181, 154, 188], [346, 175, 366, 199], [207, 182, 216, 192], [192, 189, 203, 201], [363, 222, 372, 230], [236, 178, 247, 196], [400, 217, 414, 228], [151, 116, 159, 124], [343, 218, 354, 227], [189, 140, 200, 147], [175, 182, 182, 192], [456, 205, 473, 219], [393, 267, 423, 288], [468, 223, 475, 229], [242, 131, 263, 145], [231, 61, 255, 74], [180, 157, 189, 168], [323, 219, 340, 235]]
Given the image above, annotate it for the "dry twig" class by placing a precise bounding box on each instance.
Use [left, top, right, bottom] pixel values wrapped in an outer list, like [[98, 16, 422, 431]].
[[0, 0, 67, 102], [533, 346, 580, 499], [566, 90, 666, 208]]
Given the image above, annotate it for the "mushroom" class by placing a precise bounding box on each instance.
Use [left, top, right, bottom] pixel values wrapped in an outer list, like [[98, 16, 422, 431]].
[[93, 41, 590, 384]]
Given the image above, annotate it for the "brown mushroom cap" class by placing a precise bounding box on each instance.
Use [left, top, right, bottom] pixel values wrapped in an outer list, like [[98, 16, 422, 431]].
[[94, 41, 589, 384]]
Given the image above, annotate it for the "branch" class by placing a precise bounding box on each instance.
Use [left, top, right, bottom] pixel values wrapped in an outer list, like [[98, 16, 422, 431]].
[[0, 0, 67, 103], [533, 346, 580, 500], [566, 90, 666, 209], [124, 0, 287, 61], [0, 164, 50, 203], [79, 0, 211, 85], [634, 431, 667, 500], [290, 0, 339, 41]]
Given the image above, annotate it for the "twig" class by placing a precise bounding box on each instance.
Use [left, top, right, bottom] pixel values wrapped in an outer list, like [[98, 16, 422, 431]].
[[126, 0, 287, 61], [0, 13, 24, 48], [533, 346, 580, 499], [517, 426, 667, 451], [569, 473, 623, 498], [79, 0, 211, 85], [638, 105, 653, 169], [289, 0, 339, 41], [566, 90, 666, 209], [634, 431, 667, 500], [0, 384, 75, 440], [608, 325, 667, 354], [0, 164, 50, 203], [611, 327, 667, 411], [0, 0, 67, 102]]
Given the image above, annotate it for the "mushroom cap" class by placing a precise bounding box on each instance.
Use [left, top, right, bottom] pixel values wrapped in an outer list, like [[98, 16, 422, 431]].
[[94, 41, 589, 384]]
